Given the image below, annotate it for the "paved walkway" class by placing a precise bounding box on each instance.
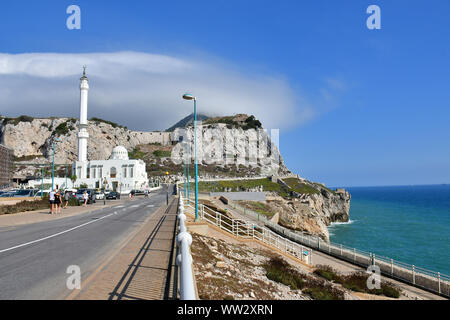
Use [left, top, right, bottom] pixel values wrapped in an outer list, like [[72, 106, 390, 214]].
[[68, 197, 179, 300]]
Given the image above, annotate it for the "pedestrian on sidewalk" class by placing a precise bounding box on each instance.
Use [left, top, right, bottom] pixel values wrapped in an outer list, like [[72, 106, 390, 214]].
[[55, 187, 62, 214], [83, 191, 88, 206], [63, 190, 70, 209], [49, 189, 56, 214]]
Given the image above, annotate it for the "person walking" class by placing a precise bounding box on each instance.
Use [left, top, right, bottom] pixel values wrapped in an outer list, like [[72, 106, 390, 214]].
[[49, 189, 56, 214], [64, 190, 70, 209], [55, 188, 62, 214], [83, 191, 88, 206]]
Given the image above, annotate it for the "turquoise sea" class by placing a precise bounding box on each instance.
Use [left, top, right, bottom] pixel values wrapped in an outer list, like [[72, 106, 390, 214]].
[[328, 185, 450, 275]]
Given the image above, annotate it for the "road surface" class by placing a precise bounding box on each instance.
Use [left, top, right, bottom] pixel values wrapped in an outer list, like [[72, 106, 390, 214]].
[[0, 188, 169, 300]]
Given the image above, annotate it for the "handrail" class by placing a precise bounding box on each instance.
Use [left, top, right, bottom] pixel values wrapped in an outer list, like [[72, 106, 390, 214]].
[[183, 198, 312, 266], [176, 195, 196, 300]]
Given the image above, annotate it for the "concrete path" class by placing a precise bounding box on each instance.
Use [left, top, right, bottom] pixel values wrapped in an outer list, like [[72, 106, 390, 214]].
[[0, 190, 168, 299], [69, 197, 179, 300]]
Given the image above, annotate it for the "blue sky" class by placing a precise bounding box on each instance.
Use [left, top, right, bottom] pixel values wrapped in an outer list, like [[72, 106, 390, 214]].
[[0, 0, 449, 187]]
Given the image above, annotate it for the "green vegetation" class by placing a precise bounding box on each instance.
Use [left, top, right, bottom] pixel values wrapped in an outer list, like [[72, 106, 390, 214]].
[[79, 183, 88, 189], [237, 201, 275, 218], [263, 257, 305, 290], [1, 115, 34, 125], [203, 115, 262, 130], [53, 122, 70, 136], [89, 117, 127, 130], [283, 178, 320, 195], [129, 147, 147, 160], [152, 150, 171, 158], [188, 178, 289, 197], [0, 195, 79, 215], [313, 265, 400, 298], [242, 115, 262, 130], [262, 257, 345, 300]]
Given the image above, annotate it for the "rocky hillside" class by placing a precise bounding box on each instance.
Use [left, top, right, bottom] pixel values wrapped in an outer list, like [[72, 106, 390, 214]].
[[0, 114, 290, 178]]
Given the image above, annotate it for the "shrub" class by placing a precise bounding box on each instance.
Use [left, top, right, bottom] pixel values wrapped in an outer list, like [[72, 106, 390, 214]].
[[313, 265, 343, 282], [263, 257, 306, 290]]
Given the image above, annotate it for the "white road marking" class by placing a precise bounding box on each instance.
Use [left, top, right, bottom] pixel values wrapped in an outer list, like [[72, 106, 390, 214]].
[[0, 212, 116, 254], [114, 206, 124, 208], [147, 205, 155, 208], [130, 205, 140, 208]]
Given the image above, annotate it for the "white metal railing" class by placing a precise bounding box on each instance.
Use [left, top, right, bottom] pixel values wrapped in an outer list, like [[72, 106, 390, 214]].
[[176, 195, 196, 300], [264, 219, 450, 298], [183, 198, 312, 265]]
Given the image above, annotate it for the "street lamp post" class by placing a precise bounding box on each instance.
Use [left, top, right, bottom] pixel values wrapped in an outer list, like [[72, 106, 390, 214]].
[[51, 138, 61, 191], [182, 93, 199, 222]]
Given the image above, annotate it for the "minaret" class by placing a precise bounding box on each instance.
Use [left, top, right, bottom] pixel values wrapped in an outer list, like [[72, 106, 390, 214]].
[[77, 66, 89, 162]]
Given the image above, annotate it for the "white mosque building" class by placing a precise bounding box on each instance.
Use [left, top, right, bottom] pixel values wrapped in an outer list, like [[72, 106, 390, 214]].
[[71, 68, 149, 193]]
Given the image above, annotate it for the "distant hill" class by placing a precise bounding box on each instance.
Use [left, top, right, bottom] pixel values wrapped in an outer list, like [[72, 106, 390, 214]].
[[165, 113, 210, 132]]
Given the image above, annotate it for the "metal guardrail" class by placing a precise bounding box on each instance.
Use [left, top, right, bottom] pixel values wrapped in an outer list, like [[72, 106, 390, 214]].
[[176, 195, 196, 300], [265, 218, 450, 298], [183, 198, 312, 265]]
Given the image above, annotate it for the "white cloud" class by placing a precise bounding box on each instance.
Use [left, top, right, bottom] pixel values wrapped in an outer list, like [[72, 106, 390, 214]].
[[0, 51, 315, 131]]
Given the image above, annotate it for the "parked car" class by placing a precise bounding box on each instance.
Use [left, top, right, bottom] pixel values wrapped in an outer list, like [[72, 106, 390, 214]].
[[130, 189, 145, 196], [95, 191, 105, 200], [106, 191, 120, 200], [14, 189, 39, 197], [0, 192, 15, 198], [75, 189, 96, 204]]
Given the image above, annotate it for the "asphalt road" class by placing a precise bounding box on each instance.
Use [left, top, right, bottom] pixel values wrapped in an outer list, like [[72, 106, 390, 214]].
[[0, 188, 171, 300]]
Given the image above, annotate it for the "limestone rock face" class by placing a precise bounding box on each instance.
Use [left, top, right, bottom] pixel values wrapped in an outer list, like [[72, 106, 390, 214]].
[[0, 117, 172, 177], [0, 117, 290, 178], [171, 124, 291, 176], [274, 189, 351, 241]]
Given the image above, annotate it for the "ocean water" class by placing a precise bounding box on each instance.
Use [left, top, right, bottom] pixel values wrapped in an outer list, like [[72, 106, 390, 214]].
[[328, 185, 450, 275]]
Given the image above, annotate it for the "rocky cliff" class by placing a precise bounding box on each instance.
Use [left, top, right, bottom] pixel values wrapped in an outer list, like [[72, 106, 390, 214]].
[[273, 186, 351, 241], [0, 114, 290, 178], [0, 116, 172, 177]]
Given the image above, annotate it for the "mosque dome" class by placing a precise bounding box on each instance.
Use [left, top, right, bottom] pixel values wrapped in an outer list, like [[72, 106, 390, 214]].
[[110, 146, 129, 160]]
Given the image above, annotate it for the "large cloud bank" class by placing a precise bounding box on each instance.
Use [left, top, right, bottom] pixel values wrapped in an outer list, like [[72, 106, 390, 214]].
[[0, 51, 314, 131]]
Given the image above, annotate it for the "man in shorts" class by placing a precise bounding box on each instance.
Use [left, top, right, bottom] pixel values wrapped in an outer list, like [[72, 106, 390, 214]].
[[64, 190, 70, 209], [49, 189, 56, 214]]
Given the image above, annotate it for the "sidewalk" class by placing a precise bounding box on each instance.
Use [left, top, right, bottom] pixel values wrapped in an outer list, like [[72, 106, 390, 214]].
[[67, 197, 178, 300], [0, 198, 131, 228]]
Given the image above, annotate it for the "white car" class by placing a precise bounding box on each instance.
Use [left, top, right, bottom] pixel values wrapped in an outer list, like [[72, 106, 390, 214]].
[[95, 192, 105, 200]]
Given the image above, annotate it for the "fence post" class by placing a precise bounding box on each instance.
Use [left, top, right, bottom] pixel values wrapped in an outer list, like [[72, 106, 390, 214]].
[[218, 214, 221, 229], [340, 244, 343, 256], [354, 248, 356, 263], [317, 237, 320, 250], [390, 259, 394, 275], [438, 272, 441, 294], [412, 265, 415, 285]]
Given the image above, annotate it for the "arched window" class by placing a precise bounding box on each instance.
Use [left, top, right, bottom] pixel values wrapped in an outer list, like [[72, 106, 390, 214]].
[[110, 167, 117, 178]]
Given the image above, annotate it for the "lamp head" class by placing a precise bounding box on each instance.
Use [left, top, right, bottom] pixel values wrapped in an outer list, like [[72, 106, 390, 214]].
[[182, 93, 196, 101]]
